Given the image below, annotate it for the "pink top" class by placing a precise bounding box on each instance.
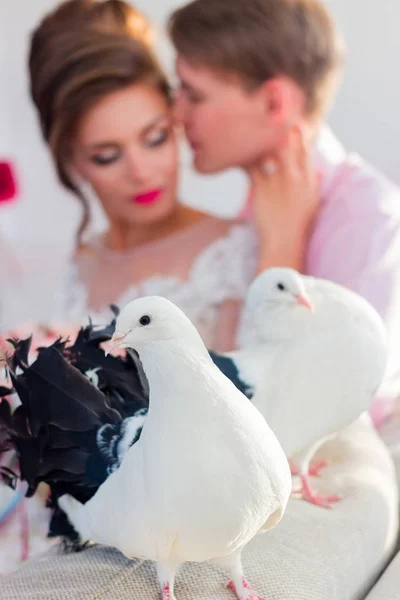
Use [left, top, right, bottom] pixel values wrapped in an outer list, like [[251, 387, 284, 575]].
[[308, 127, 400, 422]]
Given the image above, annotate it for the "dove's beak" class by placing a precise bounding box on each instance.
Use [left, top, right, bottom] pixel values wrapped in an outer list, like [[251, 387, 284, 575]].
[[294, 294, 314, 311], [104, 331, 129, 356]]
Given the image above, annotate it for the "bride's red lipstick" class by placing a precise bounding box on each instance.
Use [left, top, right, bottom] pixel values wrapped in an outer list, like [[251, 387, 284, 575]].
[[133, 188, 163, 205]]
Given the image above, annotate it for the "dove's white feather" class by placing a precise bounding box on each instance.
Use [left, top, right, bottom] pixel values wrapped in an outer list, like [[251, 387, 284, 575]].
[[231, 268, 388, 458], [60, 296, 291, 567]]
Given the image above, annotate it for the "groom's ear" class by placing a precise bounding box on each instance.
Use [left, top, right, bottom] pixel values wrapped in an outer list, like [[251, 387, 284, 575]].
[[259, 76, 305, 127]]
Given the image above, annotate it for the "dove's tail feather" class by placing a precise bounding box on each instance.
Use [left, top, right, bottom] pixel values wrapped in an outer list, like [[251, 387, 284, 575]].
[[0, 315, 149, 547], [260, 506, 285, 533]]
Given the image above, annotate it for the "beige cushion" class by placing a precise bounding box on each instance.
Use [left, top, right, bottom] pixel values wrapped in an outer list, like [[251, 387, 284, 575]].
[[0, 415, 398, 600], [365, 412, 400, 600], [365, 551, 400, 599], [379, 411, 400, 487]]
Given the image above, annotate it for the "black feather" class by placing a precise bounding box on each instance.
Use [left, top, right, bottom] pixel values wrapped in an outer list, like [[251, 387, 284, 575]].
[[37, 336, 69, 354], [0, 313, 149, 547], [6, 337, 32, 370], [65, 321, 148, 413], [209, 350, 254, 399], [30, 347, 121, 432], [0, 385, 13, 397], [86, 319, 116, 344]]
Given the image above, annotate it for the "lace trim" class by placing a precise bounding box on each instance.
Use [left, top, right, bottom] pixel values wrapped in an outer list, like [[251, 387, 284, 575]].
[[60, 223, 258, 326]]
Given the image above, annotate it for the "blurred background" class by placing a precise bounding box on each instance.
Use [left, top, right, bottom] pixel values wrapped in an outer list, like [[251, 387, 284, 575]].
[[0, 0, 399, 326]]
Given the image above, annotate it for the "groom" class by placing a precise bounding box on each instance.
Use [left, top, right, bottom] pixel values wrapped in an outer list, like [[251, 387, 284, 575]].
[[169, 0, 400, 416]]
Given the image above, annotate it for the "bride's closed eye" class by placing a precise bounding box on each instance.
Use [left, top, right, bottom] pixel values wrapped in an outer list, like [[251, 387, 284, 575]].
[[91, 149, 121, 166], [144, 127, 171, 149]]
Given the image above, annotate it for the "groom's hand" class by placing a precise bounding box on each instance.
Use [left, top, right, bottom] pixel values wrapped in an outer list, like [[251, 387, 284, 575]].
[[247, 124, 321, 273]]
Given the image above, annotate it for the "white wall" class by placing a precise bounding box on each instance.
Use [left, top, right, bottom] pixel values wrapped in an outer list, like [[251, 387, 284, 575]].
[[326, 0, 400, 183], [0, 0, 399, 325]]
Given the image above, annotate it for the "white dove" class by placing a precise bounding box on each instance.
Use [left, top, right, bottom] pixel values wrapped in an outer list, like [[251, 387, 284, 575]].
[[58, 296, 291, 600], [227, 267, 388, 508]]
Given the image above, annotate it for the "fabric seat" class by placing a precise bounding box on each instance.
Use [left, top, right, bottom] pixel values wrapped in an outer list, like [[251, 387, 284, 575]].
[[0, 414, 398, 600]]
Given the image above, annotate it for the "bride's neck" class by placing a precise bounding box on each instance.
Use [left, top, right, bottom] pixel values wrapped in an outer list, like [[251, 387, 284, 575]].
[[104, 205, 207, 251]]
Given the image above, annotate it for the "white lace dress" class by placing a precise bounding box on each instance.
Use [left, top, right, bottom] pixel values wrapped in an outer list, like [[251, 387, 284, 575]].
[[61, 218, 258, 351]]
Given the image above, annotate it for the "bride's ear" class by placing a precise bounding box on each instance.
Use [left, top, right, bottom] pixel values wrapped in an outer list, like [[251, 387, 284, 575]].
[[67, 164, 94, 198], [67, 160, 86, 186]]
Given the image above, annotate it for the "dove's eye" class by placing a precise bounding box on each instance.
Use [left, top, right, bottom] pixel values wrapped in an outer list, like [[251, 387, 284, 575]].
[[277, 283, 286, 291], [139, 315, 151, 326]]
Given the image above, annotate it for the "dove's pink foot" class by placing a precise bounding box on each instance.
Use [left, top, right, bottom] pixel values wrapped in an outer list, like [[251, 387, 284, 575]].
[[161, 583, 173, 600], [293, 474, 341, 509], [157, 562, 177, 600], [227, 578, 268, 599], [307, 459, 328, 477], [289, 459, 328, 477]]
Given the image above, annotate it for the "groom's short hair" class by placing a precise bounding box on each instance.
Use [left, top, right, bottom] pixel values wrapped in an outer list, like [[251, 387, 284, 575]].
[[169, 0, 345, 117]]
